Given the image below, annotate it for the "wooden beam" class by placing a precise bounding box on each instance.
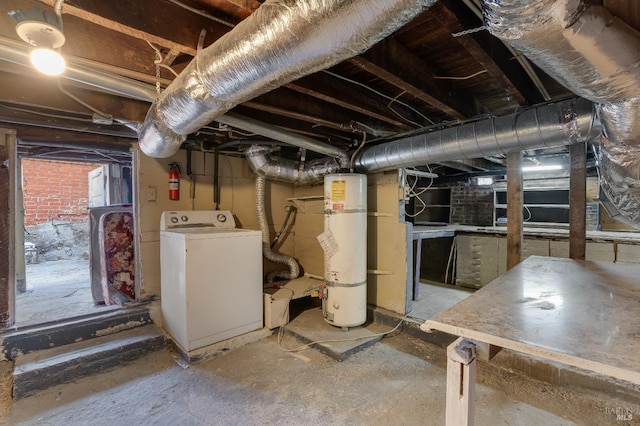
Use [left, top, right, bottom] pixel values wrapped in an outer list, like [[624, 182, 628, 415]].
[[437, 0, 546, 106], [40, 0, 231, 54], [247, 88, 399, 137], [569, 143, 587, 260], [506, 151, 522, 271], [349, 38, 476, 119], [287, 74, 413, 129], [435, 1, 526, 106]]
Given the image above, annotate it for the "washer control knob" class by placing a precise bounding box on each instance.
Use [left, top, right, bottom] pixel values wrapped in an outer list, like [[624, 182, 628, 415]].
[[217, 214, 227, 223], [170, 217, 178, 224], [181, 215, 188, 222]]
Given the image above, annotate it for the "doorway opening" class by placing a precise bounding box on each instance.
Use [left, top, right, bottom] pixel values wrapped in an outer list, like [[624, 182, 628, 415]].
[[15, 148, 134, 328]]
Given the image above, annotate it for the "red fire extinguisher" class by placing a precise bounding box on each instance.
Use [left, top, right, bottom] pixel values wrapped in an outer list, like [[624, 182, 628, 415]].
[[169, 162, 180, 200]]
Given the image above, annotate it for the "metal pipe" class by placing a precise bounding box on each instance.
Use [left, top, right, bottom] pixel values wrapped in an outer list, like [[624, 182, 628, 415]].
[[0, 38, 350, 161], [0, 38, 156, 102], [245, 145, 340, 186], [138, 0, 434, 158], [355, 98, 598, 173], [218, 113, 348, 164]]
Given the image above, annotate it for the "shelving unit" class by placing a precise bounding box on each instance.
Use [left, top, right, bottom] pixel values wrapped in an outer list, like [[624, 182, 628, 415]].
[[410, 187, 451, 224], [493, 179, 599, 230]]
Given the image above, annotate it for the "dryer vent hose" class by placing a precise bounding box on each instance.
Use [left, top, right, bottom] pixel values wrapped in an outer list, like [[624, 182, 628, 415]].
[[256, 175, 300, 283]]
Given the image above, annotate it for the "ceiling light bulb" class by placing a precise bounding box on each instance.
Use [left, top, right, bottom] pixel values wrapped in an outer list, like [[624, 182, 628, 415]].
[[522, 164, 563, 172], [30, 48, 66, 76]]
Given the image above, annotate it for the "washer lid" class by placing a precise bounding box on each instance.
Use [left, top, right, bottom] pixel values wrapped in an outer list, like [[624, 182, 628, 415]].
[[159, 210, 236, 231], [161, 227, 261, 239]]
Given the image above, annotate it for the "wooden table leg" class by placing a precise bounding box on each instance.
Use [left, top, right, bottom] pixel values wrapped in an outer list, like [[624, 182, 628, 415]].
[[446, 337, 477, 426]]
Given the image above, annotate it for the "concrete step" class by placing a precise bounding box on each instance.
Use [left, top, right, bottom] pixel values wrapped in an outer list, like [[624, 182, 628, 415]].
[[0, 305, 153, 361], [13, 324, 166, 399]]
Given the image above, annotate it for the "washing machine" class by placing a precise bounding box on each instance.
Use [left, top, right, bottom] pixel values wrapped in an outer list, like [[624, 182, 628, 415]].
[[160, 210, 263, 352]]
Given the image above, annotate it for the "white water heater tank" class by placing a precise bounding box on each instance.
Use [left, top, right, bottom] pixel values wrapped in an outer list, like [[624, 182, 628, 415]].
[[321, 174, 367, 328]]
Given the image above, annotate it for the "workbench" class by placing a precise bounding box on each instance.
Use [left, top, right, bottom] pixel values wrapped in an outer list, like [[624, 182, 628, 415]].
[[420, 256, 640, 425], [411, 223, 640, 298]]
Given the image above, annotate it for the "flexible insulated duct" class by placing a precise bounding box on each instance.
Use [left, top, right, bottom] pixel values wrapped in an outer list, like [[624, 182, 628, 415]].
[[138, 0, 435, 158], [483, 0, 640, 227], [256, 174, 300, 282], [246, 145, 340, 185], [355, 98, 597, 173]]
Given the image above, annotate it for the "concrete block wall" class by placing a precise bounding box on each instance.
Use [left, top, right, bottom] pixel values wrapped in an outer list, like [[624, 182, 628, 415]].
[[449, 183, 493, 226], [21, 159, 97, 226]]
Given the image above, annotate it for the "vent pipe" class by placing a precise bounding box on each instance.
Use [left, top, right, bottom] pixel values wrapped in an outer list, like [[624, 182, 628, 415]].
[[483, 0, 640, 227], [246, 145, 340, 186], [138, 0, 435, 158], [256, 174, 300, 282], [355, 98, 597, 173]]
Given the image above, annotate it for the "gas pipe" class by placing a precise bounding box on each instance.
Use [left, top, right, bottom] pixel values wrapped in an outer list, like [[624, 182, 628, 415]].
[[169, 162, 180, 200]]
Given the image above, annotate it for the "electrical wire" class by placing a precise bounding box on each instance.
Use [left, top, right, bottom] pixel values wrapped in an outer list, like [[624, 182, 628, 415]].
[[432, 69, 487, 80], [349, 130, 367, 172], [0, 103, 93, 122], [165, 0, 235, 28], [322, 70, 434, 126], [57, 81, 112, 122], [277, 310, 414, 353], [404, 166, 434, 218], [523, 204, 532, 222], [387, 91, 423, 128], [54, 0, 65, 30], [145, 40, 180, 77]]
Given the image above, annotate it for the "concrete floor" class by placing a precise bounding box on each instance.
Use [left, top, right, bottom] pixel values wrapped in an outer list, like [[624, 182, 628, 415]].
[[410, 281, 473, 321], [4, 331, 638, 425], [16, 260, 118, 328]]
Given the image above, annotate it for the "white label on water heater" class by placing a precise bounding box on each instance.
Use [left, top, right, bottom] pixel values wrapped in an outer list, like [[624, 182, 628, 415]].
[[317, 230, 339, 258]]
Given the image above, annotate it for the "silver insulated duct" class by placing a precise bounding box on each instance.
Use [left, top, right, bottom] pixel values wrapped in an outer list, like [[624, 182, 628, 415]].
[[138, 0, 435, 158], [483, 0, 640, 227], [246, 145, 340, 186], [355, 98, 597, 173]]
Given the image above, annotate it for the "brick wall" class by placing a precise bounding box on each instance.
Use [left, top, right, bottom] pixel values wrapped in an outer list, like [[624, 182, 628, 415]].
[[449, 183, 494, 226], [22, 159, 98, 226]]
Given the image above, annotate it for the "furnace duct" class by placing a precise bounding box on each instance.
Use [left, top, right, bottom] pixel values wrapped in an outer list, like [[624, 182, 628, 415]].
[[245, 145, 340, 186], [482, 0, 640, 226], [256, 175, 300, 282], [138, 0, 435, 158], [355, 98, 597, 173]]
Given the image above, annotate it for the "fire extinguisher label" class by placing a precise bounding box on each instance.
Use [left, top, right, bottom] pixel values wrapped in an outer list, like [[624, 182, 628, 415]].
[[169, 181, 179, 190]]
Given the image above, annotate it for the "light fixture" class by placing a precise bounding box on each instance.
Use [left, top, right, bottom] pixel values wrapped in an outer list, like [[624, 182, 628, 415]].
[[522, 164, 563, 172], [9, 8, 66, 76]]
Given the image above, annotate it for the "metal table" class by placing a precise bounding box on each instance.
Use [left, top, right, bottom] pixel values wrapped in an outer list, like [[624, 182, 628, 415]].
[[421, 256, 640, 425]]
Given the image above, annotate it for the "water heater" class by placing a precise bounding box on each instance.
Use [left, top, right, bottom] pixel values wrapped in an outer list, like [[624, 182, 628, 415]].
[[321, 174, 367, 329]]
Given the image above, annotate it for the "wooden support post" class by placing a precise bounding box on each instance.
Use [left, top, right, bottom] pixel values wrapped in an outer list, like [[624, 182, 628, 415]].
[[446, 338, 477, 426], [569, 143, 586, 260], [506, 152, 523, 270]]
